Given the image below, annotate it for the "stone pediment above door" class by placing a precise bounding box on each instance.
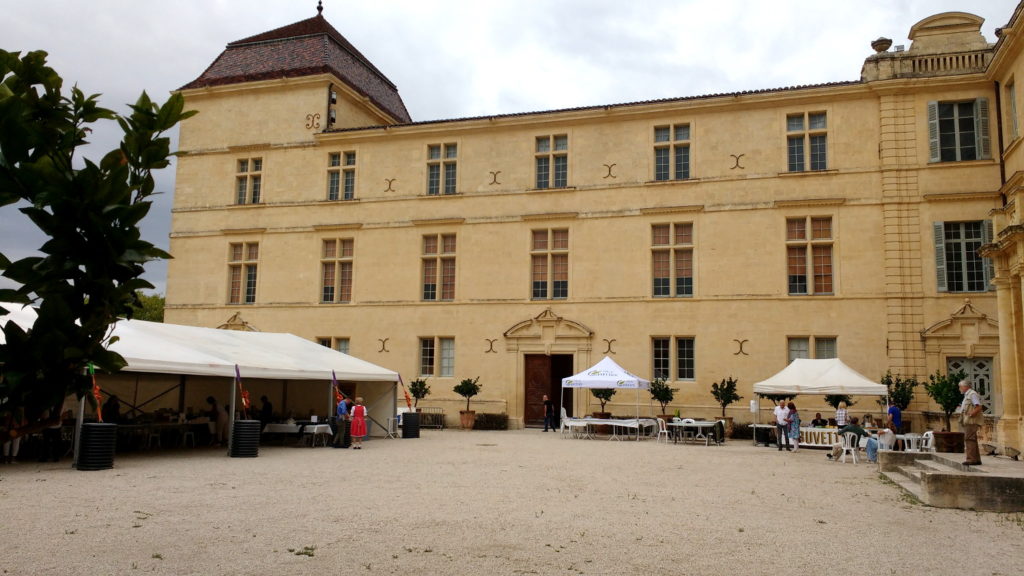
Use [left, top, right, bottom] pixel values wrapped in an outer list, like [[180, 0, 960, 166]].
[[504, 308, 593, 354], [921, 299, 999, 358]]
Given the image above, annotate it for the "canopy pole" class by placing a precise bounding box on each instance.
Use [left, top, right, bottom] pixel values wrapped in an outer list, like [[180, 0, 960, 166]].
[[227, 377, 236, 456]]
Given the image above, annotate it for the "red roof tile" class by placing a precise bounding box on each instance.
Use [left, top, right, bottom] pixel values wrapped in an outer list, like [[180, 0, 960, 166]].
[[180, 14, 410, 124]]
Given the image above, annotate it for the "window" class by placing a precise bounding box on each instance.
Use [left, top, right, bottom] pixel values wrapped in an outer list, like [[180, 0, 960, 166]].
[[787, 336, 837, 363], [933, 221, 993, 293], [427, 144, 457, 195], [786, 216, 833, 295], [235, 158, 262, 204], [228, 242, 258, 304], [927, 99, 990, 162], [652, 337, 695, 381], [651, 223, 693, 297], [653, 124, 691, 180], [531, 229, 569, 299], [535, 135, 568, 189], [317, 337, 350, 355], [786, 112, 827, 172], [1007, 83, 1019, 142], [327, 152, 356, 200], [422, 234, 456, 301], [321, 238, 354, 303], [420, 337, 454, 377]]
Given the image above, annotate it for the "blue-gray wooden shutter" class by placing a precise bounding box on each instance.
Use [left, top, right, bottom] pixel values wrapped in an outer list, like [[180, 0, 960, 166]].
[[928, 101, 940, 162], [975, 98, 991, 159], [933, 222, 947, 292], [982, 219, 995, 290]]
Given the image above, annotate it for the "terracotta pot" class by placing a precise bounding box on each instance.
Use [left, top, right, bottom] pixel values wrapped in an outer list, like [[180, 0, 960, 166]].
[[721, 416, 735, 438], [933, 431, 964, 453], [459, 410, 476, 430]]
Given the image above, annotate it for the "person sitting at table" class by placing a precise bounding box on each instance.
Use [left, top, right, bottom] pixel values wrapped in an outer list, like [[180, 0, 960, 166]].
[[862, 413, 875, 429], [827, 417, 879, 462], [103, 395, 122, 424], [810, 413, 828, 427], [259, 396, 273, 427]]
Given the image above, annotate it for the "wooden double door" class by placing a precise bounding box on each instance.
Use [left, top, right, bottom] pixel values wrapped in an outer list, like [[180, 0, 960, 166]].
[[524, 354, 574, 427]]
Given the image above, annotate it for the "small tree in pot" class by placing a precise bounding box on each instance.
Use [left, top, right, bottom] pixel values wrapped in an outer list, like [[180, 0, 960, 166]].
[[408, 378, 430, 409], [711, 376, 742, 437], [454, 377, 481, 429], [590, 388, 616, 417], [648, 378, 677, 422], [881, 371, 918, 432], [924, 369, 967, 452]]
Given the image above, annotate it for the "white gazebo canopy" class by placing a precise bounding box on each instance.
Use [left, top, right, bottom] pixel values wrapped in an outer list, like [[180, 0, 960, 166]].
[[752, 358, 886, 396], [561, 356, 651, 389]]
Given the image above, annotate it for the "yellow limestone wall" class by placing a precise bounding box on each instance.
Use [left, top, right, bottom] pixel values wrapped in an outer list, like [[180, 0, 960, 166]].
[[167, 23, 1005, 430]]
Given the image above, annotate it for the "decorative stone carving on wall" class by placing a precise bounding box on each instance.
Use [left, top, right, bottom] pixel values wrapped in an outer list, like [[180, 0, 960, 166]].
[[378, 338, 390, 353], [484, 339, 498, 353], [489, 171, 502, 185], [217, 312, 259, 332], [733, 339, 749, 355], [730, 154, 745, 170], [602, 339, 616, 354], [384, 178, 396, 192], [305, 113, 321, 130], [921, 299, 999, 369], [503, 307, 593, 355], [603, 164, 617, 179]]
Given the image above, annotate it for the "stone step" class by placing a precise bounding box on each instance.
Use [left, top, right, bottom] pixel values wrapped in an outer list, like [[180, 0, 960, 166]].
[[882, 470, 925, 502], [896, 465, 922, 484], [926, 455, 986, 473]]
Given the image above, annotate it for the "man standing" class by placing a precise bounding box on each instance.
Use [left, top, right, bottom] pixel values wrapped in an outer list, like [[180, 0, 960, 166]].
[[773, 400, 791, 451], [886, 400, 903, 450], [958, 379, 984, 466], [542, 395, 555, 432], [333, 395, 350, 448]]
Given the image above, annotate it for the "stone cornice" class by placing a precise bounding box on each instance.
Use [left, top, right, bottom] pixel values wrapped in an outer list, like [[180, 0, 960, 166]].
[[773, 198, 846, 208]]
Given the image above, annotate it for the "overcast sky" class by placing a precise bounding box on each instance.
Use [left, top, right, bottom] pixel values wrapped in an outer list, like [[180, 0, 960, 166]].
[[0, 0, 1014, 295]]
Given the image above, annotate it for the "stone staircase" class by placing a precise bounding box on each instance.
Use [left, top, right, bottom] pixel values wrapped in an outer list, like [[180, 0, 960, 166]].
[[879, 451, 1024, 512]]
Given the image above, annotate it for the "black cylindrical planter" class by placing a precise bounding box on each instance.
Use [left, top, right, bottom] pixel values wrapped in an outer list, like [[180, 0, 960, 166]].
[[230, 420, 261, 458], [402, 412, 420, 439], [341, 419, 352, 448], [77, 423, 117, 471]]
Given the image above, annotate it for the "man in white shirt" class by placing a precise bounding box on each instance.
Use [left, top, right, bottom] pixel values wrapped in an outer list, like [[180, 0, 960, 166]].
[[773, 400, 791, 451], [958, 379, 983, 466]]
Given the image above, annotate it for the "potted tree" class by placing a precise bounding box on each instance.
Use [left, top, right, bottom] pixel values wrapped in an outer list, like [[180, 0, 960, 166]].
[[648, 378, 677, 423], [924, 369, 967, 453], [711, 376, 742, 437], [408, 378, 430, 409], [881, 371, 918, 432], [590, 388, 616, 435], [453, 377, 481, 430]]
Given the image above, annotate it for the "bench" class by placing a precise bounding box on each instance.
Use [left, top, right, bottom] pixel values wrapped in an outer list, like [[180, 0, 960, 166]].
[[418, 407, 445, 429]]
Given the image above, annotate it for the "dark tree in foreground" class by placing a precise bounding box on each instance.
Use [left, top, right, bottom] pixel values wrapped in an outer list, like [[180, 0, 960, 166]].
[[0, 49, 194, 433]]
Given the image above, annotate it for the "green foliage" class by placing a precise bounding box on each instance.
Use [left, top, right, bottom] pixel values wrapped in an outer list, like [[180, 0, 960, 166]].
[[648, 377, 677, 413], [453, 376, 481, 412], [711, 376, 742, 418], [590, 388, 616, 412], [408, 378, 430, 408], [757, 393, 794, 403], [131, 291, 165, 322], [472, 412, 508, 430], [924, 369, 967, 431], [881, 370, 918, 410], [0, 49, 194, 424], [823, 395, 856, 410]]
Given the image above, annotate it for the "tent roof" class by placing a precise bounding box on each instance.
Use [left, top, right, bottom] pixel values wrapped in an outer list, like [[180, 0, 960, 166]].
[[752, 358, 886, 396], [1, 304, 397, 382], [561, 356, 651, 389]]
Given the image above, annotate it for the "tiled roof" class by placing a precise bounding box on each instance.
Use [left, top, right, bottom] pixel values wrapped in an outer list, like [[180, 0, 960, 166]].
[[326, 80, 864, 134], [180, 13, 411, 124]]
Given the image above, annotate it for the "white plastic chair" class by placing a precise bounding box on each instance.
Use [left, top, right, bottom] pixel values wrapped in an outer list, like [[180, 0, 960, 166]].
[[679, 418, 697, 444], [655, 418, 670, 444], [920, 430, 935, 453], [838, 432, 859, 464], [877, 430, 895, 452]]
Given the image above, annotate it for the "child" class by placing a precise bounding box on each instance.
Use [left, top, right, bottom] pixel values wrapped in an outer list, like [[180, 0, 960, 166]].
[[350, 397, 367, 449]]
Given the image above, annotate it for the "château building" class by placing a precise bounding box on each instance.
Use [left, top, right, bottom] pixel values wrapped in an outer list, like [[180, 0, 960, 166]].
[[165, 3, 1023, 451]]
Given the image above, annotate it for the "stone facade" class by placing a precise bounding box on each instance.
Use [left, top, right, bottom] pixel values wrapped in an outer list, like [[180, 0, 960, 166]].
[[166, 8, 1020, 442]]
